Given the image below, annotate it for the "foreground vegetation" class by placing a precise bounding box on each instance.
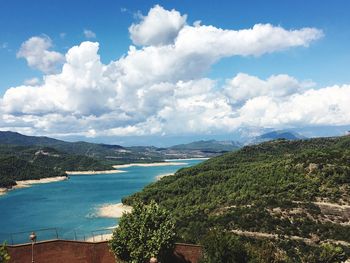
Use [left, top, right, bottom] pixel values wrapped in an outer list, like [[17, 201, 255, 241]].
[[0, 242, 10, 263], [109, 201, 176, 263], [124, 136, 350, 261]]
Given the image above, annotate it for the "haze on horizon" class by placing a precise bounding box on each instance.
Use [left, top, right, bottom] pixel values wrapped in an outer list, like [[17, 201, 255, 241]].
[[0, 0, 350, 146]]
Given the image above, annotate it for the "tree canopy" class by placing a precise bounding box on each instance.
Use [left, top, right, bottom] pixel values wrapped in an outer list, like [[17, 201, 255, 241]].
[[109, 201, 176, 263], [124, 136, 350, 261]]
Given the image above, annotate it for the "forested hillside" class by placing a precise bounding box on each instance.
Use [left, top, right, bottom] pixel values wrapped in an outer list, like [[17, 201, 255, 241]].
[[0, 131, 160, 161], [169, 139, 241, 152], [125, 136, 350, 261], [0, 145, 113, 188]]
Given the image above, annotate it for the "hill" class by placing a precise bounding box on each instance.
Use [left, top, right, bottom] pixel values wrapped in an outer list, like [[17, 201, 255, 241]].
[[169, 140, 241, 152], [158, 139, 241, 159], [0, 131, 241, 189], [0, 145, 113, 188], [0, 131, 163, 163], [0, 131, 241, 161], [251, 130, 306, 144], [0, 131, 64, 146], [124, 136, 350, 261], [0, 155, 66, 188]]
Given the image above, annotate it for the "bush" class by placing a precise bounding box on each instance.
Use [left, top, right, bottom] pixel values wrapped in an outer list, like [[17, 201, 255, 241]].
[[109, 200, 176, 263], [0, 243, 10, 263], [200, 229, 248, 263]]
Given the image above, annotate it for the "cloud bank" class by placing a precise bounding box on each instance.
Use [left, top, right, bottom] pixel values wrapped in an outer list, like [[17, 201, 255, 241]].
[[1, 5, 343, 139]]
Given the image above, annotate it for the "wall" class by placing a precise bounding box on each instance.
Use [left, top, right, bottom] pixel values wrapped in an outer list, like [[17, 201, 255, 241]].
[[7, 240, 203, 263], [171, 243, 203, 263]]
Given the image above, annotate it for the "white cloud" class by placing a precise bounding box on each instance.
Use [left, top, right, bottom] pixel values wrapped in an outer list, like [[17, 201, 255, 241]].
[[1, 5, 341, 139], [5, 42, 115, 116], [83, 29, 96, 39], [17, 36, 65, 74], [224, 73, 315, 105], [174, 23, 323, 58], [237, 84, 350, 128], [129, 5, 187, 46], [24, 77, 41, 86], [119, 23, 323, 89]]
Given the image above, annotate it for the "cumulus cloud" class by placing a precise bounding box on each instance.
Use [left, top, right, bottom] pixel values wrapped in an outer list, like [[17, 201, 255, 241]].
[[237, 84, 350, 128], [224, 73, 315, 105], [83, 29, 96, 39], [1, 5, 342, 139], [5, 42, 115, 116], [24, 77, 41, 86], [17, 36, 65, 74], [129, 5, 187, 46]]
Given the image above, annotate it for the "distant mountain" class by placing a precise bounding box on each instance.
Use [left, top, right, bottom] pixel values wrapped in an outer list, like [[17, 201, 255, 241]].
[[0, 131, 125, 158], [259, 130, 306, 140], [0, 131, 164, 188], [250, 130, 306, 144], [0, 131, 63, 146], [0, 131, 242, 161], [153, 140, 242, 159], [1, 132, 244, 188], [0, 131, 161, 163], [170, 140, 241, 152]]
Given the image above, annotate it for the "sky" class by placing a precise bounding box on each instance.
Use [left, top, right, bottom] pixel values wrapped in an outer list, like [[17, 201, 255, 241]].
[[0, 0, 350, 146]]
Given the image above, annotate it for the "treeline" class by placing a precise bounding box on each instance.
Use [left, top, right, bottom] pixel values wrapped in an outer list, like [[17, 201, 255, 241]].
[[124, 136, 350, 261], [0, 145, 113, 188]]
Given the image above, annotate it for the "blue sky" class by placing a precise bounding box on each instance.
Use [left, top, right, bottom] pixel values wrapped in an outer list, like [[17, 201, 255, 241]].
[[0, 0, 350, 145], [1, 0, 350, 91]]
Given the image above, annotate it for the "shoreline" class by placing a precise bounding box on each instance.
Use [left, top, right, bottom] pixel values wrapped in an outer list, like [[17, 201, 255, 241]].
[[113, 161, 187, 169], [0, 160, 198, 196], [66, 169, 125, 175], [164, 157, 210, 161], [96, 203, 133, 218], [0, 176, 68, 196], [156, 173, 174, 180]]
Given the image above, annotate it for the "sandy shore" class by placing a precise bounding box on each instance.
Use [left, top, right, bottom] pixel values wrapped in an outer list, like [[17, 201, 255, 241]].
[[66, 169, 125, 175], [0, 188, 8, 196], [0, 176, 68, 196], [164, 158, 209, 161], [97, 203, 133, 218], [15, 176, 68, 188], [156, 173, 174, 180], [113, 161, 187, 169]]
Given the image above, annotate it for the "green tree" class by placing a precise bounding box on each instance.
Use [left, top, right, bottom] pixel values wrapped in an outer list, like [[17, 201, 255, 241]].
[[302, 243, 346, 263], [0, 243, 10, 263], [319, 243, 345, 263], [200, 229, 248, 263], [109, 200, 176, 263]]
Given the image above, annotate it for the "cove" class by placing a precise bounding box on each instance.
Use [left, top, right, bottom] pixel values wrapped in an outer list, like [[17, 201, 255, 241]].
[[0, 159, 203, 244]]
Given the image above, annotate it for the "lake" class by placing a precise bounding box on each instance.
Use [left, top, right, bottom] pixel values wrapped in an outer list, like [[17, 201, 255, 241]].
[[0, 159, 203, 244]]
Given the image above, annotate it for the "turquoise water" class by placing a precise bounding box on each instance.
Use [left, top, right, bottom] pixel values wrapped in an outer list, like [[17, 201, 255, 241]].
[[0, 159, 203, 243]]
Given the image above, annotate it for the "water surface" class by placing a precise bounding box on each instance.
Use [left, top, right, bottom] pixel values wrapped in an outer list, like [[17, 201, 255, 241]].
[[0, 159, 203, 243]]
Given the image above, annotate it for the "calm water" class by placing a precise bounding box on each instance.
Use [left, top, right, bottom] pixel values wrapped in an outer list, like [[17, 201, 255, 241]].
[[0, 159, 203, 243]]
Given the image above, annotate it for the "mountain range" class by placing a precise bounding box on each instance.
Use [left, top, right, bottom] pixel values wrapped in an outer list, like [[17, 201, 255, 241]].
[[0, 131, 241, 188], [0, 129, 311, 189]]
